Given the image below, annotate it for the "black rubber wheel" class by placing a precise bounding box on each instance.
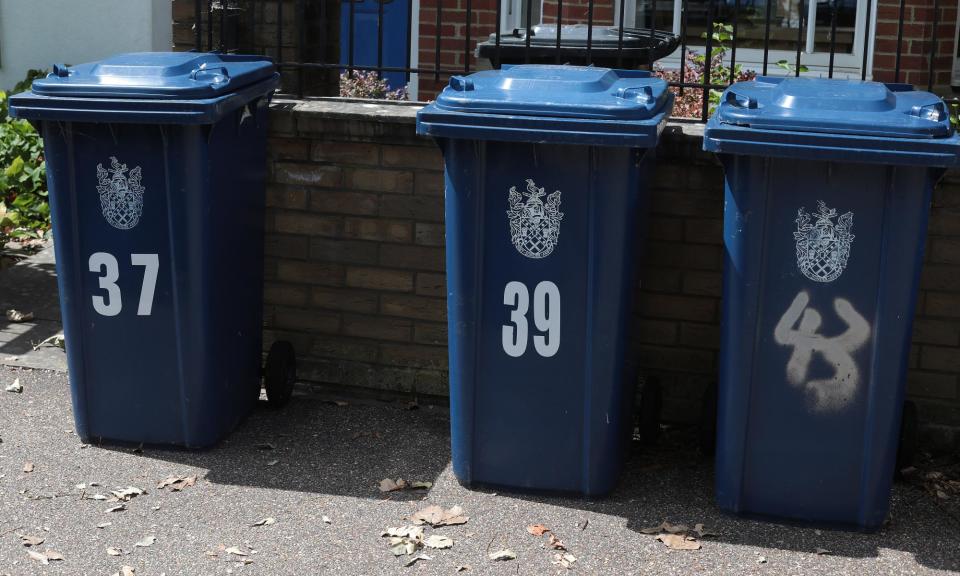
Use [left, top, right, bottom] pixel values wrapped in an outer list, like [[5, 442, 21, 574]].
[[264, 340, 296, 409], [699, 380, 718, 457], [637, 376, 663, 446], [896, 400, 919, 472]]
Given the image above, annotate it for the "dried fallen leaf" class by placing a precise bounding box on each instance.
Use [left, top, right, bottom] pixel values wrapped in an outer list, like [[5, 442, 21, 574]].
[[322, 515, 332, 524], [488, 549, 517, 561], [639, 524, 664, 534], [526, 524, 550, 537], [410, 481, 433, 490], [20, 535, 44, 547], [662, 521, 689, 534], [409, 505, 469, 527], [44, 549, 64, 561], [815, 548, 831, 555], [27, 549, 48, 564], [106, 547, 123, 556], [693, 523, 719, 538], [656, 534, 701, 550], [379, 478, 407, 492], [553, 552, 578, 568], [105, 504, 127, 513], [97, 522, 112, 529], [382, 525, 424, 540], [33, 334, 65, 351], [456, 566, 471, 572], [266, 459, 279, 466], [757, 555, 767, 564], [6, 378, 22, 393], [224, 546, 248, 557], [387, 537, 418, 556], [547, 533, 566, 550], [402, 553, 432, 567], [169, 475, 197, 491], [157, 475, 179, 489], [6, 309, 34, 322], [117, 567, 136, 576], [134, 535, 156, 548], [252, 517, 276, 527], [22, 461, 34, 473], [423, 534, 454, 549], [110, 486, 145, 501]]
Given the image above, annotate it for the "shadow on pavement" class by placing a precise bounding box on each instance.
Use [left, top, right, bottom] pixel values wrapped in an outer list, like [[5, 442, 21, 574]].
[[101, 391, 960, 571], [102, 395, 453, 502], [481, 427, 960, 573], [0, 257, 61, 358]]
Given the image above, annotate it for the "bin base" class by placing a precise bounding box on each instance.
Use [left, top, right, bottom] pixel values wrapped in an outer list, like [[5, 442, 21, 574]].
[[717, 506, 887, 534], [451, 469, 622, 500]]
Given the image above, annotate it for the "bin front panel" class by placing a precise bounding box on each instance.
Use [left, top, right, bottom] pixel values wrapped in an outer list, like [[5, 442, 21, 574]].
[[42, 100, 269, 447], [445, 138, 646, 495], [44, 122, 183, 445], [717, 154, 931, 528]]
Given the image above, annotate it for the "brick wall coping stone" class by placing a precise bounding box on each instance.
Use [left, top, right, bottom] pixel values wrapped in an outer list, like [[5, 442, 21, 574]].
[[270, 97, 708, 144]]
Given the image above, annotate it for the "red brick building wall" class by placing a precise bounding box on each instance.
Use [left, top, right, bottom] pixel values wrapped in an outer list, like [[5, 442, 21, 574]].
[[417, 0, 499, 99], [541, 0, 615, 25], [872, 0, 958, 89], [265, 100, 960, 448]]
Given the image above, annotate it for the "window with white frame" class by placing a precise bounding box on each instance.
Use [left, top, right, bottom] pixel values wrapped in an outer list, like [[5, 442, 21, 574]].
[[616, 0, 875, 78], [502, 0, 544, 30]]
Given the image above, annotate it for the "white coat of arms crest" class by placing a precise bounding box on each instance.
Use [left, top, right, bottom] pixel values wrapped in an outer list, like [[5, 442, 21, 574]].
[[506, 178, 564, 259], [96, 156, 145, 230], [794, 200, 854, 283]]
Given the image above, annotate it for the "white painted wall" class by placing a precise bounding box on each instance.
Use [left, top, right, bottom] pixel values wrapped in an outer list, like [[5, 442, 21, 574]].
[[0, 0, 172, 91]]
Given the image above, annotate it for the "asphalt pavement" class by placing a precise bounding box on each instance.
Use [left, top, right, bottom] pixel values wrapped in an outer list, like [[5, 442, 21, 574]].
[[0, 365, 958, 576]]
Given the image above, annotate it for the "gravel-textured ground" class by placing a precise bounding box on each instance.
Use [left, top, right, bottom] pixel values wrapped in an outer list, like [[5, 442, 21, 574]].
[[0, 365, 958, 576]]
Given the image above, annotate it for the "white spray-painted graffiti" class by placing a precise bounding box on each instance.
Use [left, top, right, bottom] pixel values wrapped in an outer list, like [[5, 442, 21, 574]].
[[774, 291, 871, 412]]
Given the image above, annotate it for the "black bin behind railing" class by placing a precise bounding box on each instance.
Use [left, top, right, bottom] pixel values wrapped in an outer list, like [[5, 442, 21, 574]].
[[186, 0, 947, 122]]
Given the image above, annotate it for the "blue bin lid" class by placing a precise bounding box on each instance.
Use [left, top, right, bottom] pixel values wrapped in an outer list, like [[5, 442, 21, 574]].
[[417, 65, 673, 147], [32, 52, 276, 99], [10, 52, 279, 125], [704, 77, 960, 166]]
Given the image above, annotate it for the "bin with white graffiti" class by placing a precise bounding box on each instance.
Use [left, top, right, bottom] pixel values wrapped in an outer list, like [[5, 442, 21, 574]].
[[9, 53, 290, 448], [704, 77, 960, 529], [417, 65, 674, 495]]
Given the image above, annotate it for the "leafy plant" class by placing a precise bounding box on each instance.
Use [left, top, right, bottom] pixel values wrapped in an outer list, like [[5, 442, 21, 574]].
[[654, 22, 757, 118], [0, 71, 49, 244], [339, 71, 408, 101], [776, 59, 809, 75]]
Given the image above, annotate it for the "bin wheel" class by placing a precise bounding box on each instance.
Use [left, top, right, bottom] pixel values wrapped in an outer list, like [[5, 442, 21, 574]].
[[637, 376, 662, 446], [264, 341, 296, 409], [896, 400, 919, 473], [699, 381, 718, 457]]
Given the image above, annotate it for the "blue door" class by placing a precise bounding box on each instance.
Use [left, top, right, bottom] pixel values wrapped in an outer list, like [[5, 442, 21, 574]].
[[340, 0, 411, 91]]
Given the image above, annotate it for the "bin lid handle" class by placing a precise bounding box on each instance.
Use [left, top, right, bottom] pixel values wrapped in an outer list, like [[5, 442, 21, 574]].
[[190, 64, 231, 87]]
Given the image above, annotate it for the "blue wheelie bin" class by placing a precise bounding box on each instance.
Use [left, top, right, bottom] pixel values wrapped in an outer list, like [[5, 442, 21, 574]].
[[704, 77, 960, 529], [417, 65, 673, 495], [9, 53, 289, 448]]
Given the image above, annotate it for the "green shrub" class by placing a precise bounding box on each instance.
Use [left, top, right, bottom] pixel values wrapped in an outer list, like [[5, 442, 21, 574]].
[[0, 70, 49, 244]]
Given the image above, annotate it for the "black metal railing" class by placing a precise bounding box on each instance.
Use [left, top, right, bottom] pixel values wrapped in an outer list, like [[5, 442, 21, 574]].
[[187, 0, 948, 122]]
